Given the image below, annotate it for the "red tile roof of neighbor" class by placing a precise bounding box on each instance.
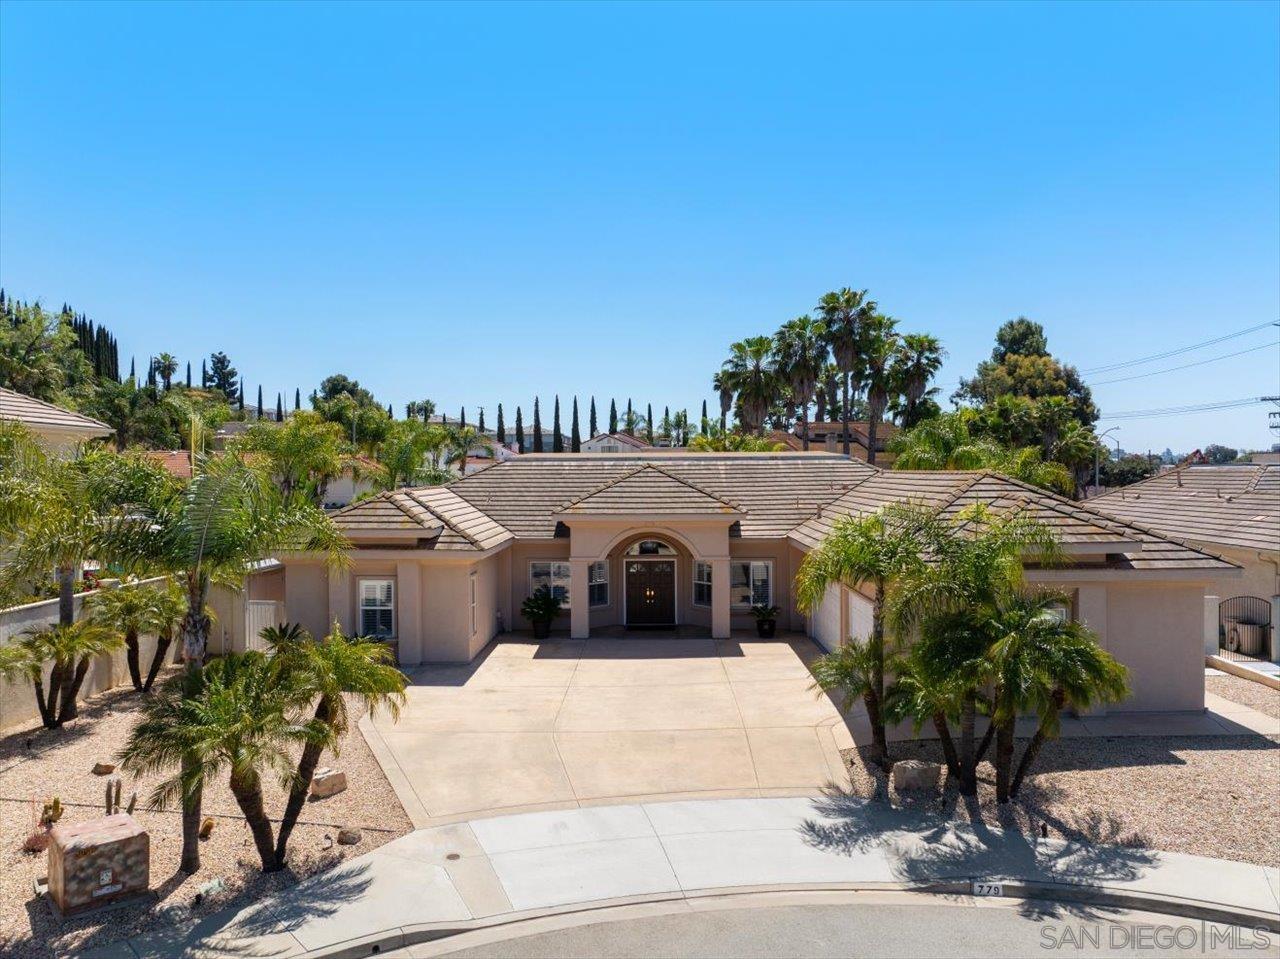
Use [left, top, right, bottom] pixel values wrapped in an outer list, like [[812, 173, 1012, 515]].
[[327, 451, 1237, 571], [144, 450, 194, 480]]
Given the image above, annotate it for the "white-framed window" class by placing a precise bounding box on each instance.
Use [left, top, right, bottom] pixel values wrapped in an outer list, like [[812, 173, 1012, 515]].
[[358, 578, 395, 638], [730, 561, 772, 608], [588, 560, 609, 607], [693, 562, 713, 607], [469, 572, 478, 635], [529, 561, 571, 608]]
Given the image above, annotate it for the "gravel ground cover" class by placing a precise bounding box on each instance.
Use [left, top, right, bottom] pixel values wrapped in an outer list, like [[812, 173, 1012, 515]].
[[1207, 672, 1280, 720], [0, 675, 412, 959], [841, 725, 1280, 868]]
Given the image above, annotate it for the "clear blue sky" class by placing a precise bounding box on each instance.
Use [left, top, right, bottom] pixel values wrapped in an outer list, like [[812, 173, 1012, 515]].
[[2, 1, 1277, 453]]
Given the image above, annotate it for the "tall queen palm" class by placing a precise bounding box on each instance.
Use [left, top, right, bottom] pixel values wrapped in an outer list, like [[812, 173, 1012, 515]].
[[815, 288, 876, 455], [890, 333, 946, 429], [861, 314, 900, 466], [105, 452, 346, 873]]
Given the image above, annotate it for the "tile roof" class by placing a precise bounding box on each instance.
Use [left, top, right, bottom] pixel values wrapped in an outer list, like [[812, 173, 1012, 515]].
[[330, 486, 512, 551], [0, 387, 112, 436], [788, 468, 1234, 572], [329, 451, 1237, 571], [585, 432, 651, 449], [449, 452, 878, 538], [144, 450, 194, 480], [555, 464, 743, 516], [1092, 464, 1280, 553]]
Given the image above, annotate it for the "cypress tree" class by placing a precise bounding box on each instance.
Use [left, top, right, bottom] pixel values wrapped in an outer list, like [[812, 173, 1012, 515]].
[[497, 404, 506, 444], [478, 408, 486, 432], [646, 403, 654, 445], [387, 403, 394, 418], [276, 393, 284, 421], [532, 398, 544, 452], [625, 399, 633, 435], [460, 407, 466, 428], [589, 397, 597, 437], [238, 378, 245, 411], [129, 357, 136, 382], [701, 399, 708, 434], [609, 399, 618, 434], [515, 406, 524, 453], [186, 361, 192, 388], [552, 396, 563, 453], [201, 359, 208, 389], [257, 384, 264, 419], [570, 397, 581, 452], [295, 388, 301, 411]]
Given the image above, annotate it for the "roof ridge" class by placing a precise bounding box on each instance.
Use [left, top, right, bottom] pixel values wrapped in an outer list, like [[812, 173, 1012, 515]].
[[637, 462, 745, 511], [555, 464, 649, 511], [401, 487, 483, 548], [328, 489, 392, 518], [554, 462, 744, 513]]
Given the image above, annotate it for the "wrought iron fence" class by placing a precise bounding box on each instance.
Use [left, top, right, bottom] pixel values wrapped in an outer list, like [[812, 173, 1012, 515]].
[[1218, 595, 1273, 663]]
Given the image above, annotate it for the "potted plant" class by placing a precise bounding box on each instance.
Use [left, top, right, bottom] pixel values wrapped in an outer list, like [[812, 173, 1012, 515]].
[[751, 603, 780, 638], [521, 585, 562, 639]]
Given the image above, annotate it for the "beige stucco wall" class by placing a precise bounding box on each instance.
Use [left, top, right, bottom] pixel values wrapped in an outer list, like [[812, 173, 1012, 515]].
[[1102, 581, 1206, 712], [283, 562, 330, 640], [1206, 546, 1279, 603]]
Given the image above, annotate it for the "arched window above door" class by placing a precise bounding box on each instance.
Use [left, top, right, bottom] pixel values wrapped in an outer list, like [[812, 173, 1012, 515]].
[[623, 539, 676, 556]]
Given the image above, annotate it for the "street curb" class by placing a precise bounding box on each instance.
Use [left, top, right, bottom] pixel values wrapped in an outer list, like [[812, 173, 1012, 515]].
[[298, 878, 1280, 957]]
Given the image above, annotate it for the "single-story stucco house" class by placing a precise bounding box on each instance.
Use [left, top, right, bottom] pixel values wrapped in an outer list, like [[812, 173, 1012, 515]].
[[267, 452, 1240, 713], [1093, 464, 1280, 661], [0, 387, 113, 453]]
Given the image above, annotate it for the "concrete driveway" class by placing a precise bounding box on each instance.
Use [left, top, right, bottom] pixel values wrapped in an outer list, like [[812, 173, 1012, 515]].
[[362, 636, 853, 825]]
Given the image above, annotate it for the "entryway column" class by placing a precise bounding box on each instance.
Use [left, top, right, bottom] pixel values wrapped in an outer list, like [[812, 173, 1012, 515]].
[[1075, 585, 1109, 717], [711, 557, 731, 639], [570, 559, 590, 639], [396, 561, 422, 665]]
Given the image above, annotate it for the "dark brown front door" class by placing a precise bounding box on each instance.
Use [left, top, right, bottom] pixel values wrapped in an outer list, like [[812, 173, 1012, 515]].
[[626, 560, 676, 627]]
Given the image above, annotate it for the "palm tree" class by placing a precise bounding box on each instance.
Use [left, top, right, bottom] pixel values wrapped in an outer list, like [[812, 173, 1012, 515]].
[[815, 288, 876, 455], [719, 336, 777, 435], [88, 580, 187, 693], [889, 504, 1062, 795], [101, 452, 346, 873], [0, 621, 121, 728], [688, 425, 787, 452], [712, 371, 733, 432], [888, 413, 1075, 496], [447, 425, 488, 474], [773, 315, 829, 450], [889, 333, 946, 429], [794, 504, 935, 769], [120, 653, 322, 873], [883, 646, 964, 779], [155, 353, 179, 391], [984, 590, 1127, 801], [234, 410, 353, 505], [861, 315, 900, 466], [263, 623, 405, 862]]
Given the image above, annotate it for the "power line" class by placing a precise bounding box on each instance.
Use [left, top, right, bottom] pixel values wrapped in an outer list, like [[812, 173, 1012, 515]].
[[1080, 321, 1277, 374], [1088, 342, 1278, 386], [1098, 397, 1265, 420]]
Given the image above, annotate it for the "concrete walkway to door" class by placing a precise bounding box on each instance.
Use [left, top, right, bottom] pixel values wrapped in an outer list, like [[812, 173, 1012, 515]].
[[361, 634, 853, 827]]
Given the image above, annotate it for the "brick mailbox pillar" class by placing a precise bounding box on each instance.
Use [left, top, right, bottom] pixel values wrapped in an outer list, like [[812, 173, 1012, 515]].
[[48, 813, 149, 916]]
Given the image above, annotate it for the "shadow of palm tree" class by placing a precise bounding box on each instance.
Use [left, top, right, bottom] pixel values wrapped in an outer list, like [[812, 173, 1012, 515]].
[[799, 789, 1159, 922]]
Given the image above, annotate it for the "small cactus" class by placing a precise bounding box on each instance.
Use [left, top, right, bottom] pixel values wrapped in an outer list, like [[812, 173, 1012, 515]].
[[40, 797, 64, 826], [104, 778, 123, 815], [199, 816, 215, 839], [125, 791, 137, 815]]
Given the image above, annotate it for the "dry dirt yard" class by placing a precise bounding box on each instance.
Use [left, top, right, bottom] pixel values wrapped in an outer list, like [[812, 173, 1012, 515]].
[[0, 677, 412, 959], [842, 676, 1280, 869]]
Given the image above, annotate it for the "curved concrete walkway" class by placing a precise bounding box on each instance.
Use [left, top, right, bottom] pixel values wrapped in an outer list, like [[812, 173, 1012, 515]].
[[94, 797, 1280, 958], [361, 636, 853, 827]]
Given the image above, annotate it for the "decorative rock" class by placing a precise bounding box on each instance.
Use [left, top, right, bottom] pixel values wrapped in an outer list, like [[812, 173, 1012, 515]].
[[892, 759, 942, 792], [336, 827, 362, 845], [310, 767, 348, 799], [47, 813, 149, 916], [92, 762, 116, 776]]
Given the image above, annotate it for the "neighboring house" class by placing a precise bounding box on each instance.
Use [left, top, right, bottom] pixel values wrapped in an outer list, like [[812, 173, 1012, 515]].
[[323, 456, 381, 509], [580, 432, 651, 453], [797, 420, 898, 463], [271, 452, 1237, 713], [143, 450, 195, 480], [1093, 464, 1280, 659], [0, 387, 113, 452]]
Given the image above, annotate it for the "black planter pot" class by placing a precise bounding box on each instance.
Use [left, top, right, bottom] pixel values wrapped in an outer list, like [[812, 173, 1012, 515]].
[[531, 619, 551, 640], [756, 619, 777, 639]]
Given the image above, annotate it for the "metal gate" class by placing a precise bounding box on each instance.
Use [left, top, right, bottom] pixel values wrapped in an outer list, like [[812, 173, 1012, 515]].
[[1218, 596, 1273, 662], [245, 600, 284, 652]]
